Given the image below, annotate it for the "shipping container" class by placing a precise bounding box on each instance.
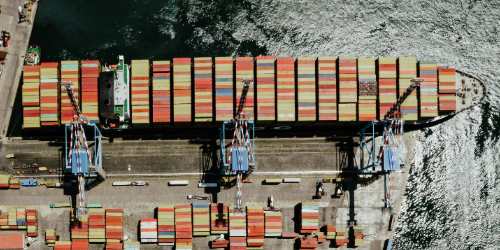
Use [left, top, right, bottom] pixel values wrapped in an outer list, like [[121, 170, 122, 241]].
[[235, 57, 255, 120], [338, 56, 357, 103], [88, 208, 105, 243], [192, 202, 210, 236], [256, 56, 275, 121], [438, 67, 457, 94], [398, 57, 418, 121], [140, 218, 157, 243], [439, 94, 456, 111], [378, 57, 397, 119], [81, 60, 100, 124], [173, 58, 192, 123], [152, 61, 171, 125], [358, 58, 377, 121], [246, 206, 264, 247], [264, 210, 282, 237], [194, 57, 213, 122], [22, 65, 40, 107], [157, 205, 175, 245], [40, 62, 60, 127], [211, 203, 228, 234], [229, 206, 246, 237], [276, 57, 295, 121], [300, 202, 319, 233], [338, 103, 356, 122], [297, 57, 316, 121], [105, 209, 123, 241], [175, 204, 192, 239], [418, 60, 438, 118], [131, 60, 150, 125], [215, 57, 234, 121], [23, 107, 40, 129], [317, 56, 337, 121], [60, 61, 80, 125]]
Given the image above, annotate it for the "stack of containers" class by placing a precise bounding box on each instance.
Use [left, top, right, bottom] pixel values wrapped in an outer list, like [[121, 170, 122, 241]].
[[123, 242, 140, 250], [173, 58, 192, 123], [297, 57, 317, 121], [9, 179, 20, 189], [247, 206, 265, 248], [26, 209, 37, 237], [72, 239, 89, 250], [175, 205, 193, 242], [54, 241, 72, 250], [0, 211, 7, 229], [60, 61, 80, 124], [210, 203, 228, 234], [352, 226, 363, 247], [418, 61, 438, 118], [325, 225, 335, 240], [152, 61, 171, 125], [235, 57, 255, 119], [46, 229, 56, 246], [88, 208, 106, 243], [22, 66, 41, 128], [230, 237, 247, 250], [16, 208, 26, 230], [335, 228, 346, 247], [105, 209, 123, 241], [378, 57, 397, 119], [194, 57, 213, 122], [276, 57, 295, 121], [300, 202, 319, 234], [256, 56, 275, 121], [300, 237, 318, 249], [317, 56, 337, 121], [192, 202, 210, 236], [438, 67, 457, 112], [215, 57, 234, 121], [131, 60, 150, 125], [40, 62, 60, 126], [8, 208, 17, 229], [264, 210, 282, 237], [140, 219, 157, 243], [0, 175, 10, 189], [81, 60, 100, 123], [357, 58, 377, 121], [398, 57, 418, 121], [157, 205, 175, 245], [229, 206, 247, 250], [338, 56, 357, 121], [71, 214, 88, 241], [105, 241, 123, 250], [175, 238, 193, 250]]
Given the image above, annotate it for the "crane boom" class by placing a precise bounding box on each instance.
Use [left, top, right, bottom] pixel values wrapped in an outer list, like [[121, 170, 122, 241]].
[[383, 78, 424, 120]]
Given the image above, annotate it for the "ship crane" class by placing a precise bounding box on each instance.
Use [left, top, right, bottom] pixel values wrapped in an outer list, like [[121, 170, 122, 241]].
[[220, 78, 256, 214], [357, 77, 424, 213], [61, 81, 106, 220]]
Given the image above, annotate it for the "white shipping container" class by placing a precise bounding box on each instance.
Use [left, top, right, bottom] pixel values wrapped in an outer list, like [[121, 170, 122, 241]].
[[113, 181, 132, 186], [283, 178, 301, 183], [302, 209, 319, 213], [265, 233, 282, 237], [198, 183, 217, 188], [158, 243, 175, 246], [140, 238, 157, 243], [229, 230, 246, 237], [169, 180, 188, 186]]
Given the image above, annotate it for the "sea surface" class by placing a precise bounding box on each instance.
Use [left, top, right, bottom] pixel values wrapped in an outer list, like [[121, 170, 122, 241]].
[[30, 0, 500, 249]]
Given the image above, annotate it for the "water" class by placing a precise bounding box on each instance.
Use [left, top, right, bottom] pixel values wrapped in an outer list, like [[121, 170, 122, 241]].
[[30, 0, 500, 249]]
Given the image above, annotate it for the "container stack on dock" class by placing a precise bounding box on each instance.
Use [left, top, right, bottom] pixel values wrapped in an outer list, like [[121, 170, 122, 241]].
[[105, 241, 122, 250], [0, 175, 10, 189], [9, 178, 20, 189], [40, 62, 60, 126], [22, 66, 41, 128], [131, 60, 150, 125], [16, 208, 26, 230], [300, 202, 319, 233], [418, 61, 438, 118], [236, 57, 255, 119], [173, 58, 192, 123], [60, 60, 80, 124], [215, 57, 234, 121], [438, 67, 456, 112], [277, 57, 295, 121], [54, 241, 72, 250], [26, 209, 38, 237], [46, 229, 56, 246], [81, 60, 100, 123], [229, 206, 247, 250], [317, 56, 337, 121], [72, 239, 89, 250], [8, 208, 16, 229], [378, 57, 397, 119], [123, 242, 140, 250], [352, 226, 363, 247], [246, 206, 265, 248], [157, 205, 175, 245], [334, 227, 346, 247], [175, 204, 193, 249], [264, 210, 282, 237], [325, 225, 335, 240], [256, 56, 275, 121], [140, 219, 157, 243], [398, 57, 418, 121], [338, 56, 357, 121], [210, 203, 228, 234], [0, 211, 6, 229], [105, 209, 123, 241], [71, 215, 88, 241], [297, 57, 316, 121], [192, 202, 210, 236], [300, 237, 318, 249], [88, 208, 106, 243], [357, 58, 377, 121], [194, 57, 213, 122], [152, 61, 171, 125]]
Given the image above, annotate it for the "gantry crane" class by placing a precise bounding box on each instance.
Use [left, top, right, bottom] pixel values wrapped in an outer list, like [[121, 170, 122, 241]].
[[219, 78, 255, 213], [357, 77, 424, 212], [61, 81, 106, 220]]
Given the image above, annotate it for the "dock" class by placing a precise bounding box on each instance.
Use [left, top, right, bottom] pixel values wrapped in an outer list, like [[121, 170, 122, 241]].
[[0, 0, 38, 139]]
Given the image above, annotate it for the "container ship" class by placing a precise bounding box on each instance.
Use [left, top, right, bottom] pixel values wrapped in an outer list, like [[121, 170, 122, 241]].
[[20, 56, 484, 135]]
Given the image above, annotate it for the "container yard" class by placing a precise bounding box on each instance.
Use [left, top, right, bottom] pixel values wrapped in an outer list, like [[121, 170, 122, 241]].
[[0, 1, 489, 250]]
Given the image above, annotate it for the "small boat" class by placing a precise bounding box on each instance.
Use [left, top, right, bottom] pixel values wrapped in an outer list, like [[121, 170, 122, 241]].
[[25, 45, 40, 66]]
